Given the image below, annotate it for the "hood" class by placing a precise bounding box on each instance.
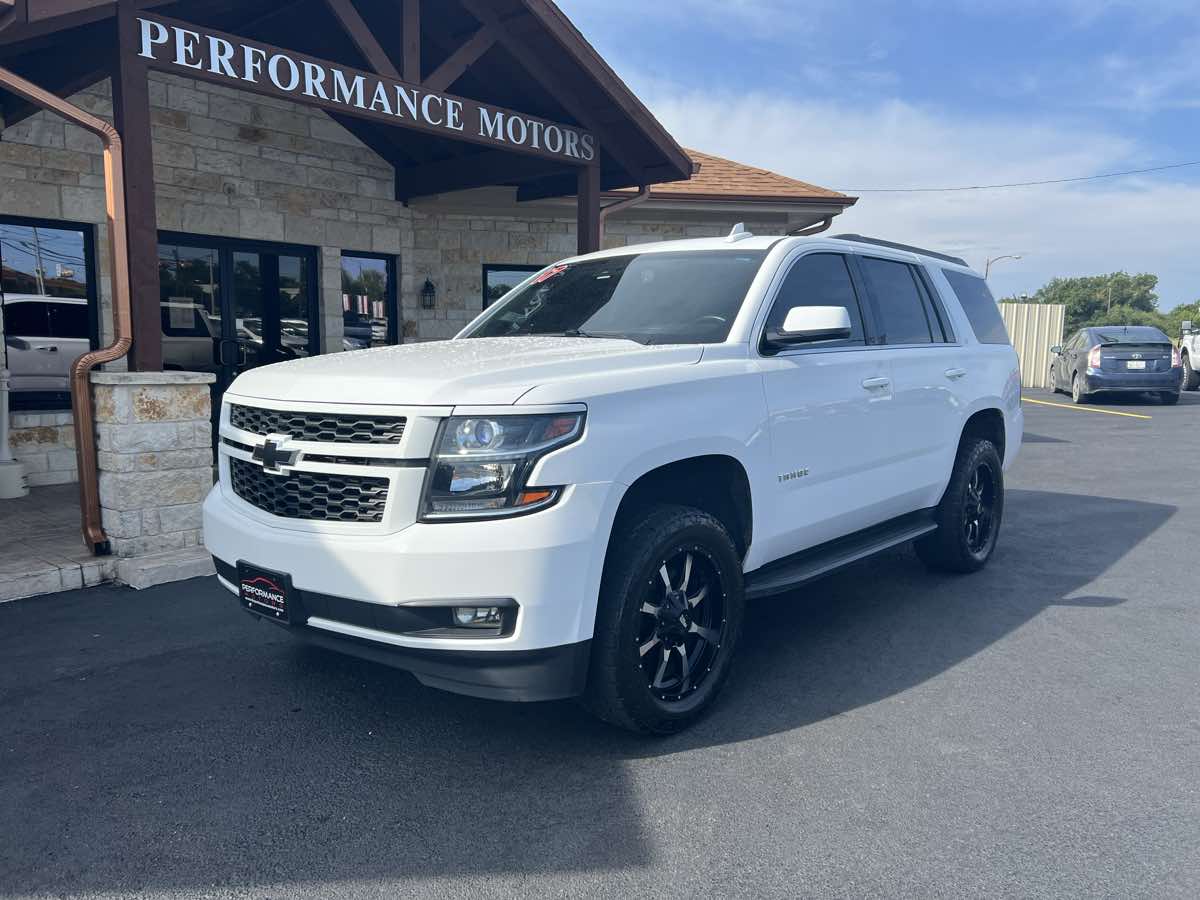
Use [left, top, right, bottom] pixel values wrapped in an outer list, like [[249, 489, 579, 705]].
[[225, 336, 704, 406]]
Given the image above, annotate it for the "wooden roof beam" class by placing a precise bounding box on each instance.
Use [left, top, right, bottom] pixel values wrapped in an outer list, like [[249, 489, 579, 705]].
[[323, 0, 399, 79], [422, 25, 495, 93], [402, 0, 419, 83], [456, 0, 645, 181]]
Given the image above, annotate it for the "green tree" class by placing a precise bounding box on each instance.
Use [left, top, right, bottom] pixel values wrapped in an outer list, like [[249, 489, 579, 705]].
[[1162, 300, 1200, 337], [1001, 272, 1159, 333]]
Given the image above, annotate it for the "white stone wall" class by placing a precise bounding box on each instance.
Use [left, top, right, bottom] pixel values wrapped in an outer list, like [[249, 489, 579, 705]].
[[7, 411, 78, 487], [92, 372, 215, 558]]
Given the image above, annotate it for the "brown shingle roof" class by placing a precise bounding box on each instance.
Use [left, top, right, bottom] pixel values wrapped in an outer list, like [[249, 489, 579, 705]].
[[614, 149, 855, 206]]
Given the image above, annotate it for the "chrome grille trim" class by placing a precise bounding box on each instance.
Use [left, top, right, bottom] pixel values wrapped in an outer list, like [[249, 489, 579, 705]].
[[229, 404, 406, 444], [230, 458, 389, 523]]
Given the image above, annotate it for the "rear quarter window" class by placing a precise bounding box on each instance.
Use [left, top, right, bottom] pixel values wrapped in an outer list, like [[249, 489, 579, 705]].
[[942, 270, 1010, 345]]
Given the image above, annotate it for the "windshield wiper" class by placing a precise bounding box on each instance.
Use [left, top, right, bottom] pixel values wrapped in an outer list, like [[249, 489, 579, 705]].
[[560, 329, 648, 344]]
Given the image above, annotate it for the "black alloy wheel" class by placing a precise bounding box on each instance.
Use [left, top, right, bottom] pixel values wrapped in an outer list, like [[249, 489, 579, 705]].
[[916, 437, 1005, 573], [635, 545, 727, 703], [586, 505, 745, 734], [962, 460, 997, 555]]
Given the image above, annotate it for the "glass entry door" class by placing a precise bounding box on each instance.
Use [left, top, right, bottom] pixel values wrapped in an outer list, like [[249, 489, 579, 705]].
[[159, 236, 318, 421]]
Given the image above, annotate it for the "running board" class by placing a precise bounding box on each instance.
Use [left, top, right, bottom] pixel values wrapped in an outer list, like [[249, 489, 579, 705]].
[[744, 510, 937, 600]]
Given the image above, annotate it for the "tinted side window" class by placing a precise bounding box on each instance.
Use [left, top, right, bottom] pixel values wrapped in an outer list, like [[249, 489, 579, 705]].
[[49, 303, 89, 339], [3, 301, 51, 337], [765, 253, 866, 346], [942, 269, 1010, 345], [860, 257, 933, 345]]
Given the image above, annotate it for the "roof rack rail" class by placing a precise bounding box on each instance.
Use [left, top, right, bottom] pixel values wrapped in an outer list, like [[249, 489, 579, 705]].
[[830, 234, 968, 267]]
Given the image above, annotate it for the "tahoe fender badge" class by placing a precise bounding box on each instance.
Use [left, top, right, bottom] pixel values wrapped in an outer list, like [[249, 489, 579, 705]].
[[778, 468, 810, 483]]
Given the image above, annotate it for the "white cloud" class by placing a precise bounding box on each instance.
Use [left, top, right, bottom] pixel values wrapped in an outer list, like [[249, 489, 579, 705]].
[[631, 83, 1200, 309]]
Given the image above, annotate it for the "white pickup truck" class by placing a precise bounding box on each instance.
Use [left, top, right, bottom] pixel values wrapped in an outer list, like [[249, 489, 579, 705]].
[[203, 229, 1023, 733], [1180, 320, 1199, 391]]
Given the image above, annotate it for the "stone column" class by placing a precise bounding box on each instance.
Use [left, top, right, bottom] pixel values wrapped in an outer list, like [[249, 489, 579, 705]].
[[320, 246, 345, 354], [91, 371, 216, 559]]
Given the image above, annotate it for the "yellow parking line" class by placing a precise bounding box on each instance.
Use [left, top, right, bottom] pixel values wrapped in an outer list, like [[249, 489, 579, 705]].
[[1022, 397, 1152, 420]]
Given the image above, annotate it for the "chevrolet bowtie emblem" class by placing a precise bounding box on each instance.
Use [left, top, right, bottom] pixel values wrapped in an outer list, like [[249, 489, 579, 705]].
[[253, 437, 298, 473]]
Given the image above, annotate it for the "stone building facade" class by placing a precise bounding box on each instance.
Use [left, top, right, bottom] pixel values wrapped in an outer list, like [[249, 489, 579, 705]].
[[0, 71, 850, 353]]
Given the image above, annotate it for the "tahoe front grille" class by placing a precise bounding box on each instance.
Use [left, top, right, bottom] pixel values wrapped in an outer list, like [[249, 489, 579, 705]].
[[229, 404, 406, 444], [231, 458, 389, 523]]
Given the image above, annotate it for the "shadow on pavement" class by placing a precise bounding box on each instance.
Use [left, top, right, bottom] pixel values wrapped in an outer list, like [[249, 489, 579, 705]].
[[0, 489, 1174, 894]]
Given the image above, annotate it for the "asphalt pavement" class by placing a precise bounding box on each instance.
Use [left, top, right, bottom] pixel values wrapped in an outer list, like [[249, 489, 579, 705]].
[[2, 389, 1198, 898]]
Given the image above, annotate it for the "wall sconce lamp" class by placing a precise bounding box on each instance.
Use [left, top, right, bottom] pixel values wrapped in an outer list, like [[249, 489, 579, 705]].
[[421, 278, 437, 310]]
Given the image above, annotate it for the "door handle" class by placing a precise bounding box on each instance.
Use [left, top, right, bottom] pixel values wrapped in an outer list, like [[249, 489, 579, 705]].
[[944, 367, 967, 380], [37, 346, 59, 352], [861, 376, 891, 390]]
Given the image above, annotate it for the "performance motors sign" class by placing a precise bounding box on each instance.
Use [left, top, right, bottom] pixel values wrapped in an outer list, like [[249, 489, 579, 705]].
[[136, 16, 597, 164]]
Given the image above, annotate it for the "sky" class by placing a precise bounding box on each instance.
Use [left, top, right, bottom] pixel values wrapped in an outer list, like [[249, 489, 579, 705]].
[[556, 0, 1200, 310]]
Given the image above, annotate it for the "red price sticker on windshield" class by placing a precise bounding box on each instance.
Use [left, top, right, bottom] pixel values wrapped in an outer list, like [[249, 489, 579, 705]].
[[534, 265, 569, 284]]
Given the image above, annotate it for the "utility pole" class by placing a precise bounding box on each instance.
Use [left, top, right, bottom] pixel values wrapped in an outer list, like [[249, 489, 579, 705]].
[[31, 226, 47, 295]]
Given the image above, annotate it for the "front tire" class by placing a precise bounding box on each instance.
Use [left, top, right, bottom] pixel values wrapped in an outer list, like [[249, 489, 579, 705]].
[[585, 505, 744, 734], [916, 438, 1004, 574], [1181, 353, 1198, 391]]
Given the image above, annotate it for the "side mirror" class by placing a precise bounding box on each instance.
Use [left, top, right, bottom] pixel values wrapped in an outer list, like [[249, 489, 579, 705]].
[[1050, 345, 1062, 355], [764, 306, 852, 353], [1183, 320, 1194, 335]]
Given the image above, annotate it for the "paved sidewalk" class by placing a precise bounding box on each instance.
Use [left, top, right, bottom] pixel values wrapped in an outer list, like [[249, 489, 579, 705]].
[[0, 484, 114, 601]]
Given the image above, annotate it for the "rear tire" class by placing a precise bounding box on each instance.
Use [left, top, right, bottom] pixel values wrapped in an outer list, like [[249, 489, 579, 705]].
[[1071, 373, 1089, 404], [1161, 391, 1180, 405], [585, 504, 744, 734], [1182, 353, 1198, 391], [916, 438, 1004, 574]]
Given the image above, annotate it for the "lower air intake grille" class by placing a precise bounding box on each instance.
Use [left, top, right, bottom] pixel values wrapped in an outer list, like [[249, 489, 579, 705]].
[[229, 404, 406, 444], [231, 458, 389, 523]]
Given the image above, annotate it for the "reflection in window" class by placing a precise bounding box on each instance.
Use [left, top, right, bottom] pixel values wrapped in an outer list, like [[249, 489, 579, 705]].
[[0, 221, 91, 299], [158, 244, 220, 375], [341, 254, 395, 349], [278, 255, 313, 358], [483, 264, 542, 308]]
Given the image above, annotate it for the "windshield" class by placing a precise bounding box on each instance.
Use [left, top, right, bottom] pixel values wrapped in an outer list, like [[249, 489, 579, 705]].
[[1093, 326, 1170, 344], [463, 250, 768, 344]]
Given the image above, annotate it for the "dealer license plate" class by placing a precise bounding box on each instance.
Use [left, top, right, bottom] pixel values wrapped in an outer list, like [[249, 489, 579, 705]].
[[238, 562, 292, 622], [1126, 360, 1147, 370]]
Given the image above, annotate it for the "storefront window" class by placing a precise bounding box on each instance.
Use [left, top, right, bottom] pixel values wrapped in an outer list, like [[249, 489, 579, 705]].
[[341, 253, 397, 348], [0, 219, 92, 299], [483, 264, 542, 308], [1, 217, 97, 410]]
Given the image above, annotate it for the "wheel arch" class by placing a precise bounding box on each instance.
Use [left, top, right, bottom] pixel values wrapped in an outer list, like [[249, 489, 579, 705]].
[[959, 406, 1006, 461], [609, 454, 754, 562]]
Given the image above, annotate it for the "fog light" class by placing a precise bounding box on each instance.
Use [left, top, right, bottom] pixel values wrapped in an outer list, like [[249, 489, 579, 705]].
[[452, 606, 502, 628]]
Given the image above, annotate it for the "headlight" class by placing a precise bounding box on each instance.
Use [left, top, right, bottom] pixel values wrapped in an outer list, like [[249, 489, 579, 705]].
[[420, 412, 584, 521]]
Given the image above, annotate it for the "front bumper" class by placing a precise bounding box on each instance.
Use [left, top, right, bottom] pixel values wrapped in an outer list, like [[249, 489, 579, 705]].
[[215, 557, 590, 702], [205, 475, 614, 657], [1083, 369, 1182, 393]]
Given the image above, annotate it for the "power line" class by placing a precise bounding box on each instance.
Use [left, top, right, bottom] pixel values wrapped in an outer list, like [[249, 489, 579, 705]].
[[840, 159, 1200, 193]]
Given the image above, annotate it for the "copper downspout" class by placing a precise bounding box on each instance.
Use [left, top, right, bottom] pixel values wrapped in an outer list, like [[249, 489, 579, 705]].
[[598, 185, 650, 248], [0, 65, 131, 554]]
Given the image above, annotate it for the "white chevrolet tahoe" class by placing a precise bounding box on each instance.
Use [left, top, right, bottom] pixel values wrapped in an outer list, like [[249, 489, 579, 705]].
[[203, 229, 1023, 733]]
